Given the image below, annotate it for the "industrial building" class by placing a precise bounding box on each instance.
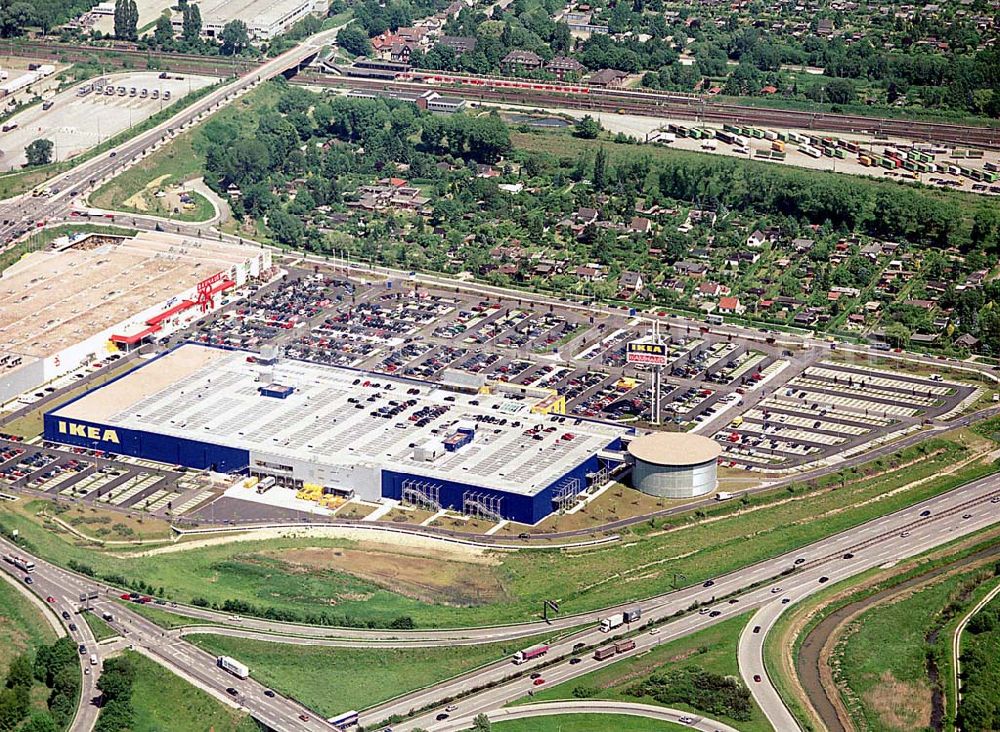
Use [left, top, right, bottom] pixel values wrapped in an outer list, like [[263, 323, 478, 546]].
[[628, 432, 721, 498], [185, 0, 327, 40], [0, 230, 271, 405], [44, 343, 631, 524]]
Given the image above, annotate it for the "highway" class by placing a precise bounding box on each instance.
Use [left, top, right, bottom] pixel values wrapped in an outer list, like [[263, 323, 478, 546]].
[[363, 472, 1000, 730], [3, 458, 1000, 730], [0, 537, 338, 732]]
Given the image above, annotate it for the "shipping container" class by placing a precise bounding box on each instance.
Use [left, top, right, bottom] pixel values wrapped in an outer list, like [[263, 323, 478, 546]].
[[594, 645, 617, 661]]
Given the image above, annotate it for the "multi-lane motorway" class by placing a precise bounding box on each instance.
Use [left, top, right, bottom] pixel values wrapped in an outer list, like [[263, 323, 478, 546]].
[[0, 535, 339, 732], [5, 468, 1000, 731]]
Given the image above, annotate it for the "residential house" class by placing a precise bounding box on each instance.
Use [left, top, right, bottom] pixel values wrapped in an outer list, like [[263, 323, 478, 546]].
[[618, 270, 644, 295], [546, 56, 586, 79], [502, 50, 544, 73], [628, 216, 652, 234], [717, 296, 744, 314]]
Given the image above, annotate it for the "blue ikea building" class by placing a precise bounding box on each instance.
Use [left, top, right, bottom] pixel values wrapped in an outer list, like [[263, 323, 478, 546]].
[[43, 343, 630, 525]]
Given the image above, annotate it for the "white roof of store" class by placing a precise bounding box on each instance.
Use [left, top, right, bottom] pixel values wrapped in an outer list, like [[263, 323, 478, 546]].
[[54, 343, 629, 496]]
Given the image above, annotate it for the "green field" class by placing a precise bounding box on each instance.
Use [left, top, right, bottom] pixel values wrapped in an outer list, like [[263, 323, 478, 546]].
[[0, 576, 58, 676], [116, 650, 256, 732], [835, 567, 999, 732], [517, 613, 770, 732], [185, 632, 555, 716], [492, 715, 692, 732]]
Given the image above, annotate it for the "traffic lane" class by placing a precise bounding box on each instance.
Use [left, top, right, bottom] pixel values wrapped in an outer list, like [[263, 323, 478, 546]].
[[739, 601, 800, 732], [0, 561, 103, 732], [0, 541, 336, 732], [736, 500, 1000, 732], [435, 701, 741, 732], [375, 491, 1000, 730]]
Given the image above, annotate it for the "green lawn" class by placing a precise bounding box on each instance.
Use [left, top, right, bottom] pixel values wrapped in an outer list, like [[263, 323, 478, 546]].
[[83, 611, 120, 642], [0, 439, 992, 630], [0, 576, 58, 676], [185, 632, 556, 716], [835, 567, 999, 731], [117, 650, 255, 732], [493, 715, 692, 732], [516, 613, 771, 732]]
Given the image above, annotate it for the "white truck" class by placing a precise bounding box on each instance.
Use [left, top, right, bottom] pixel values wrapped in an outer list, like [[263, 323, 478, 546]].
[[217, 656, 249, 679], [715, 492, 736, 501], [600, 614, 624, 632]]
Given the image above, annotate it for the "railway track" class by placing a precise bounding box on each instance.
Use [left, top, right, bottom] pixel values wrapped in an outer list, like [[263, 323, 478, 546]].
[[299, 74, 1000, 149], [9, 40, 1000, 147]]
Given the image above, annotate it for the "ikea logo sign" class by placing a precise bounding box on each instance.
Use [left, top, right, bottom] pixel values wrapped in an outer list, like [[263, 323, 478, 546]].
[[57, 421, 120, 444]]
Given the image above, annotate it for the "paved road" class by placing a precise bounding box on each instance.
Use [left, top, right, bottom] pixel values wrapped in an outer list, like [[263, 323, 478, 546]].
[[0, 537, 337, 732], [739, 602, 801, 731], [952, 578, 1000, 716], [436, 700, 741, 732], [0, 570, 103, 732], [368, 472, 1000, 730]]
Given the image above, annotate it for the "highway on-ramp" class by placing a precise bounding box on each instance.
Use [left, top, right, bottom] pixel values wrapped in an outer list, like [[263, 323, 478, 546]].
[[437, 700, 741, 732]]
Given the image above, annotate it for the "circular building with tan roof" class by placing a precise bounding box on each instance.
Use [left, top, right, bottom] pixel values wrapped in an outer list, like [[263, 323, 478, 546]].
[[628, 431, 722, 498]]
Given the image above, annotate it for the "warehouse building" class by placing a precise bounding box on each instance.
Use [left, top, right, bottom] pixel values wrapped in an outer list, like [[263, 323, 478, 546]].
[[628, 432, 721, 498], [0, 231, 271, 406], [44, 343, 630, 524], [182, 0, 326, 40]]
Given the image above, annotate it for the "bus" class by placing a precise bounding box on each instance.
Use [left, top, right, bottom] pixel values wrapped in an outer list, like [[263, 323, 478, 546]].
[[328, 710, 360, 730], [705, 314, 724, 326]]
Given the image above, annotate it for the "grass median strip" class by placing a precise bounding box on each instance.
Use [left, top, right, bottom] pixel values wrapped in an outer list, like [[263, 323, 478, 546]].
[[511, 613, 770, 732], [184, 632, 556, 716]]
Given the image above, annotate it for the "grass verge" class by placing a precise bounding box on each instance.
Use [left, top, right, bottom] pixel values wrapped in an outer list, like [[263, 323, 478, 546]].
[[493, 715, 692, 731], [185, 632, 556, 716], [83, 611, 120, 642], [117, 650, 256, 732]]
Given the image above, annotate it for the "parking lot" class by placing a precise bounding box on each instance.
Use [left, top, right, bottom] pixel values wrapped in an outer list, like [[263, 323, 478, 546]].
[[0, 71, 217, 169], [3, 264, 980, 530], [0, 436, 216, 519], [715, 361, 973, 468]]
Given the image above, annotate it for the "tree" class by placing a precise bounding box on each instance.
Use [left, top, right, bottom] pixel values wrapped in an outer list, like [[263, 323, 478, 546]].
[[20, 712, 59, 732], [113, 0, 138, 41], [152, 14, 173, 46], [593, 146, 608, 190], [219, 19, 249, 55], [25, 139, 54, 166], [472, 713, 492, 732], [824, 77, 856, 104], [574, 114, 602, 139], [336, 25, 371, 57], [181, 3, 201, 44]]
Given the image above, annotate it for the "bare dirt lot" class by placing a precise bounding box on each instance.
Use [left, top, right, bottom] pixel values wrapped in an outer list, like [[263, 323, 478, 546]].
[[262, 545, 509, 607]]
